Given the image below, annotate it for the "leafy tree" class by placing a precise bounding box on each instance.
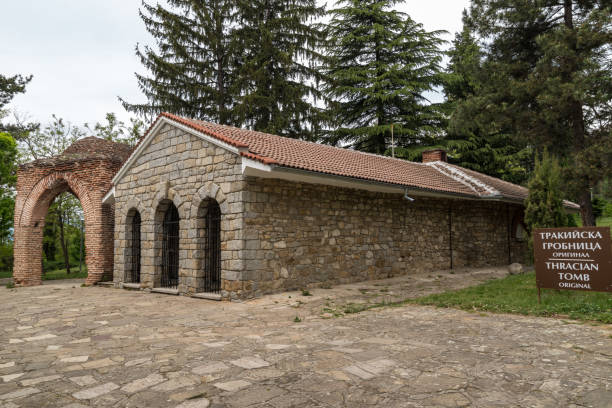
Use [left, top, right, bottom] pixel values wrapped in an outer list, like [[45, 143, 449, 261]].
[[0, 133, 17, 246], [0, 74, 38, 136], [18, 115, 85, 162], [121, 0, 238, 124], [233, 0, 325, 139], [456, 1, 612, 225], [85, 113, 144, 146], [524, 152, 569, 232], [322, 0, 445, 154]]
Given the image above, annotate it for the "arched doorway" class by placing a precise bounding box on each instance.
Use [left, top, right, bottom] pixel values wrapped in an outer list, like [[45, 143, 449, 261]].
[[197, 198, 221, 293], [125, 209, 141, 284], [13, 137, 131, 286], [155, 201, 180, 289]]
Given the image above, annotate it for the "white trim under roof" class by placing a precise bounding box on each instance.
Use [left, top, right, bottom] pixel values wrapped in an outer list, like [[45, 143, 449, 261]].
[[112, 116, 246, 185], [102, 187, 115, 205]]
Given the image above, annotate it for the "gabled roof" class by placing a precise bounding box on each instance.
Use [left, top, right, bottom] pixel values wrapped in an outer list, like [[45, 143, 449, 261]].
[[118, 112, 580, 209]]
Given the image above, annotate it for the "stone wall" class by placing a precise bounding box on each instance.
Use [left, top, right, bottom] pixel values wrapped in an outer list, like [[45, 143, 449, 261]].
[[113, 122, 527, 300], [113, 124, 248, 297], [242, 178, 527, 296]]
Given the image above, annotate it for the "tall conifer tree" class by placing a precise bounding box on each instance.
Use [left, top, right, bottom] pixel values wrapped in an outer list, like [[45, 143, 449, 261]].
[[438, 19, 531, 184], [121, 0, 237, 124], [454, 1, 612, 225], [322, 0, 445, 154], [233, 0, 325, 139]]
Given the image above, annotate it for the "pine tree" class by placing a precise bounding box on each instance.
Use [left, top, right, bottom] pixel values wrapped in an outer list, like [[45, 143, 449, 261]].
[[456, 1, 612, 225], [524, 152, 568, 231], [322, 0, 445, 155], [438, 18, 531, 184], [233, 0, 325, 139], [121, 0, 238, 124]]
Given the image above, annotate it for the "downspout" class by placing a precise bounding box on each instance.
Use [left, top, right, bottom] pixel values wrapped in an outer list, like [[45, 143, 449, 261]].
[[449, 202, 453, 270]]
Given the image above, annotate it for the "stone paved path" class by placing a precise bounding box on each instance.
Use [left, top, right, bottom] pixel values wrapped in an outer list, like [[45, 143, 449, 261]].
[[0, 268, 610, 407]]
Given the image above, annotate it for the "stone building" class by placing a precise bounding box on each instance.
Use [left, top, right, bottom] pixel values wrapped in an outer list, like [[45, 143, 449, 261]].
[[14, 112, 578, 299]]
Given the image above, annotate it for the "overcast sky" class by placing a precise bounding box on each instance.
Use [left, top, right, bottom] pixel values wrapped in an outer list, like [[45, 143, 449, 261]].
[[2, 0, 470, 128]]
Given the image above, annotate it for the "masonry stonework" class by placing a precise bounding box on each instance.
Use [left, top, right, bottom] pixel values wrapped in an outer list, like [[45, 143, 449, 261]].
[[113, 124, 248, 298], [242, 178, 527, 296], [113, 123, 527, 299], [14, 119, 529, 299]]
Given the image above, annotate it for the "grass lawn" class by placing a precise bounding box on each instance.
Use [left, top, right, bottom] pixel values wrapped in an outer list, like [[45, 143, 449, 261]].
[[0, 267, 88, 281], [598, 216, 612, 229], [42, 268, 88, 280], [411, 272, 612, 324]]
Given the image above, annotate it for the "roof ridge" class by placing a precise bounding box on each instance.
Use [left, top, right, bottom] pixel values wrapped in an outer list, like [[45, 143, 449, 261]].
[[427, 161, 501, 197]]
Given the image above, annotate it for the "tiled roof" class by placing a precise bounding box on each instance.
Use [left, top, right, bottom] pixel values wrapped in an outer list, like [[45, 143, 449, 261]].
[[152, 113, 579, 208]]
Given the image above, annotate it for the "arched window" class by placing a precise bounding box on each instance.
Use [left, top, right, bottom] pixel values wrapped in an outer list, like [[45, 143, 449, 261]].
[[198, 199, 221, 293], [161, 203, 180, 289], [125, 209, 141, 283]]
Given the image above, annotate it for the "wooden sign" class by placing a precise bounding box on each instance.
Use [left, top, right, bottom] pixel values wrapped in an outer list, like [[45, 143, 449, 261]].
[[533, 227, 612, 293]]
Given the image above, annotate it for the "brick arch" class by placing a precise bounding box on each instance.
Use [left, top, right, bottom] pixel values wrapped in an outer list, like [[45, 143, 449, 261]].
[[13, 139, 128, 287], [18, 172, 95, 228]]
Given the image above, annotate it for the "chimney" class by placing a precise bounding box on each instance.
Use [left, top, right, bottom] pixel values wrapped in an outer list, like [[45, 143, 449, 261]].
[[422, 149, 447, 163]]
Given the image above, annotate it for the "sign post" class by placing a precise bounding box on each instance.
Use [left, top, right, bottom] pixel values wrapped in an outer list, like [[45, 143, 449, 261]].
[[533, 227, 612, 301]]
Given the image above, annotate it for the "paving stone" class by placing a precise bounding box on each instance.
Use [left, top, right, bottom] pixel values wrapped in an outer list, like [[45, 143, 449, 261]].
[[192, 362, 229, 375], [82, 358, 116, 369], [175, 398, 210, 408], [230, 357, 270, 369], [69, 375, 97, 387], [0, 269, 610, 407], [152, 376, 198, 392], [1, 373, 24, 382], [60, 356, 89, 363], [121, 373, 165, 393], [265, 344, 291, 350], [20, 374, 62, 386], [0, 387, 40, 400], [125, 357, 151, 367], [72, 382, 119, 400], [343, 365, 376, 380], [213, 380, 251, 392], [24, 334, 57, 342]]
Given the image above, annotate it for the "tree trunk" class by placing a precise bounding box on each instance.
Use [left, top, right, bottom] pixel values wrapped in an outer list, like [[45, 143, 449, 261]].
[[563, 0, 595, 226], [58, 210, 71, 275], [579, 188, 596, 226]]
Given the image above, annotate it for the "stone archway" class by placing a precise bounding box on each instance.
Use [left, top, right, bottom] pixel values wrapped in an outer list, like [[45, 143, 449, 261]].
[[13, 137, 132, 286]]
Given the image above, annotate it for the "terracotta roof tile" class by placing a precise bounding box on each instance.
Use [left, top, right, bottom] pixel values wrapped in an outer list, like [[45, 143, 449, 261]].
[[150, 113, 579, 208]]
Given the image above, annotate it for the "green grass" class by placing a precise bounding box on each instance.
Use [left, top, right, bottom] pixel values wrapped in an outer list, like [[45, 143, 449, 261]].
[[597, 216, 612, 229], [42, 268, 88, 280], [411, 272, 612, 324], [0, 266, 88, 281]]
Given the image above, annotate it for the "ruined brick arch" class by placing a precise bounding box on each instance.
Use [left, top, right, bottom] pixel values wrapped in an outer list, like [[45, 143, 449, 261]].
[[18, 172, 95, 228], [13, 136, 132, 287]]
